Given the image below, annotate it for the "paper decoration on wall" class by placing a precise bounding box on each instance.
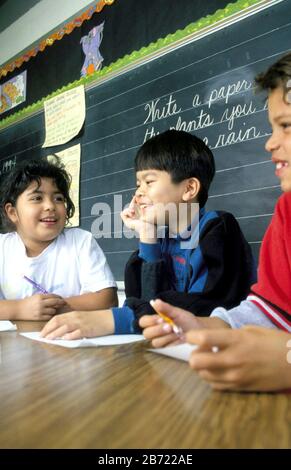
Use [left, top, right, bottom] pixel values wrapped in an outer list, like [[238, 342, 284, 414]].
[[42, 85, 85, 147], [48, 143, 81, 227], [0, 71, 27, 115], [80, 22, 104, 76]]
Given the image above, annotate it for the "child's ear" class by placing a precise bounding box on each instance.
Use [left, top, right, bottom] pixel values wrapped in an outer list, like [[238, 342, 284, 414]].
[[182, 178, 200, 201], [4, 203, 18, 224]]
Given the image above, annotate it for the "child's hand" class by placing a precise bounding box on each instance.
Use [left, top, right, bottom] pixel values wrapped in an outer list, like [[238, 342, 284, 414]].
[[16, 294, 66, 321], [139, 299, 205, 348], [40, 309, 114, 340], [56, 301, 73, 314], [139, 314, 181, 347], [186, 326, 291, 392], [120, 196, 141, 231]]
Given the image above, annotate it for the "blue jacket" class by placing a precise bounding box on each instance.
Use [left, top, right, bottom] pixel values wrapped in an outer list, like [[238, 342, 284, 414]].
[[112, 209, 256, 334]]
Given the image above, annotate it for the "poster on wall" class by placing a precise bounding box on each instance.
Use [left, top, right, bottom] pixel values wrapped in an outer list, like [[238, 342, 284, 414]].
[[48, 143, 81, 227], [0, 70, 27, 115], [42, 85, 85, 147]]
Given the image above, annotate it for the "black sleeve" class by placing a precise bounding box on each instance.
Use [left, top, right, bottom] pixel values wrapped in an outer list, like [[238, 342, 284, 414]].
[[124, 250, 172, 301], [124, 212, 256, 331], [182, 211, 256, 313]]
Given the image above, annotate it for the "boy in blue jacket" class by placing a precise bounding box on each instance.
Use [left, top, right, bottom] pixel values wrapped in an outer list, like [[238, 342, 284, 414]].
[[41, 130, 255, 339]]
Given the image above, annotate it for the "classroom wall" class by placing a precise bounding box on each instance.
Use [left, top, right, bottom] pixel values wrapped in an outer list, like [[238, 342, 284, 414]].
[[0, 0, 286, 282], [0, 0, 40, 33], [0, 0, 232, 121]]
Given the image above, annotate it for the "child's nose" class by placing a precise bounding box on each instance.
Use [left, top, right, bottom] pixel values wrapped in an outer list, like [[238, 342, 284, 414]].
[[135, 187, 142, 197], [44, 199, 56, 210], [265, 132, 280, 153], [135, 187, 143, 198], [136, 182, 147, 196]]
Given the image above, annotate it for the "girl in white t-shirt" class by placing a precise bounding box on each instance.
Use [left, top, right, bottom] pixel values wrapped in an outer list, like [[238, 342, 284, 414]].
[[0, 158, 117, 320]]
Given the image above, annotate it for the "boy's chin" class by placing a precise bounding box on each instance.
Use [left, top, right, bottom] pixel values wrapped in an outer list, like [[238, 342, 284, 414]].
[[281, 180, 291, 192]]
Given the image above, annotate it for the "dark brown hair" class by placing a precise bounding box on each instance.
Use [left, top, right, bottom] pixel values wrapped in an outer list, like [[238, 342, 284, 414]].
[[255, 52, 291, 102], [135, 129, 215, 207], [0, 157, 75, 231]]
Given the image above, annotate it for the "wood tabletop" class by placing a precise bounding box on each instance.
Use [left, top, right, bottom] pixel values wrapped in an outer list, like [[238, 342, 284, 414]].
[[1, 321, 291, 449]]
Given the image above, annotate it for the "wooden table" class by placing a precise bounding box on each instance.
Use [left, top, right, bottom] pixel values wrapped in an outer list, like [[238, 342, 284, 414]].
[[1, 321, 291, 449]]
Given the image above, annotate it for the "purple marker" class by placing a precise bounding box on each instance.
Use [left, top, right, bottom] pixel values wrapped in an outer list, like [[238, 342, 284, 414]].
[[24, 275, 48, 294]]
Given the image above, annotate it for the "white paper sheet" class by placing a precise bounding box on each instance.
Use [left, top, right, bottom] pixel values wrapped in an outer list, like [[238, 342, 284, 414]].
[[48, 144, 81, 227], [0, 320, 17, 332], [42, 85, 85, 147], [148, 343, 198, 362], [20, 332, 144, 348]]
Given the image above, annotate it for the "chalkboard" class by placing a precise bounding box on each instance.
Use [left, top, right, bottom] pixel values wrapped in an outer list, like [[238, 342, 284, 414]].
[[0, 0, 290, 280]]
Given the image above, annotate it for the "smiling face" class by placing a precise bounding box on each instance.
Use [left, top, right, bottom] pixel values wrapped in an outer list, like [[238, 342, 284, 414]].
[[135, 169, 200, 231], [5, 177, 67, 256], [135, 170, 186, 225], [265, 87, 291, 192]]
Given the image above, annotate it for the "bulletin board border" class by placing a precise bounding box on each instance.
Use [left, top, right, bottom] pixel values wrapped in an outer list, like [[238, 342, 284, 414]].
[[0, 0, 281, 131]]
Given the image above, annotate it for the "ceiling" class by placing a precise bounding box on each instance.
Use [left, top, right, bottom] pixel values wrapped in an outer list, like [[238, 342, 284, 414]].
[[0, 0, 42, 33]]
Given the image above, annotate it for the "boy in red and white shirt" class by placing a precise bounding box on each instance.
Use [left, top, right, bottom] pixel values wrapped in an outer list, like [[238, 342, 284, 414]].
[[140, 53, 291, 392]]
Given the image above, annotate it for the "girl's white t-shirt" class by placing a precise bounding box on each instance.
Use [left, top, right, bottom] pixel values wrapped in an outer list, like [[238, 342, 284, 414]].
[[0, 228, 116, 299]]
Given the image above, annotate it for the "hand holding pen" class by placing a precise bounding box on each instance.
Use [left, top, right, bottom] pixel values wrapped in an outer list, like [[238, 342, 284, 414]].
[[15, 276, 67, 321], [139, 299, 207, 348], [139, 299, 186, 348], [150, 299, 184, 338]]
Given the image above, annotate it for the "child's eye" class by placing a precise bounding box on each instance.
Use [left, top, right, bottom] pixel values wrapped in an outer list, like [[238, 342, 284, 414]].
[[55, 195, 65, 202], [281, 122, 291, 129], [30, 195, 42, 201], [146, 180, 155, 185]]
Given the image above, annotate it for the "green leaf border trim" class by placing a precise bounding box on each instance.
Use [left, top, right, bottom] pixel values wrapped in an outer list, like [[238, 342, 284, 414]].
[[0, 0, 268, 130]]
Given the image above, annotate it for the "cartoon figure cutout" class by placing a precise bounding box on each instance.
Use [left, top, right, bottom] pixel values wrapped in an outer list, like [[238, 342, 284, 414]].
[[80, 22, 104, 76]]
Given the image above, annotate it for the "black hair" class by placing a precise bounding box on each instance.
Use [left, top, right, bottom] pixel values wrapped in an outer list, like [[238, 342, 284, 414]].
[[0, 157, 75, 232], [255, 52, 291, 102], [134, 129, 215, 207]]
